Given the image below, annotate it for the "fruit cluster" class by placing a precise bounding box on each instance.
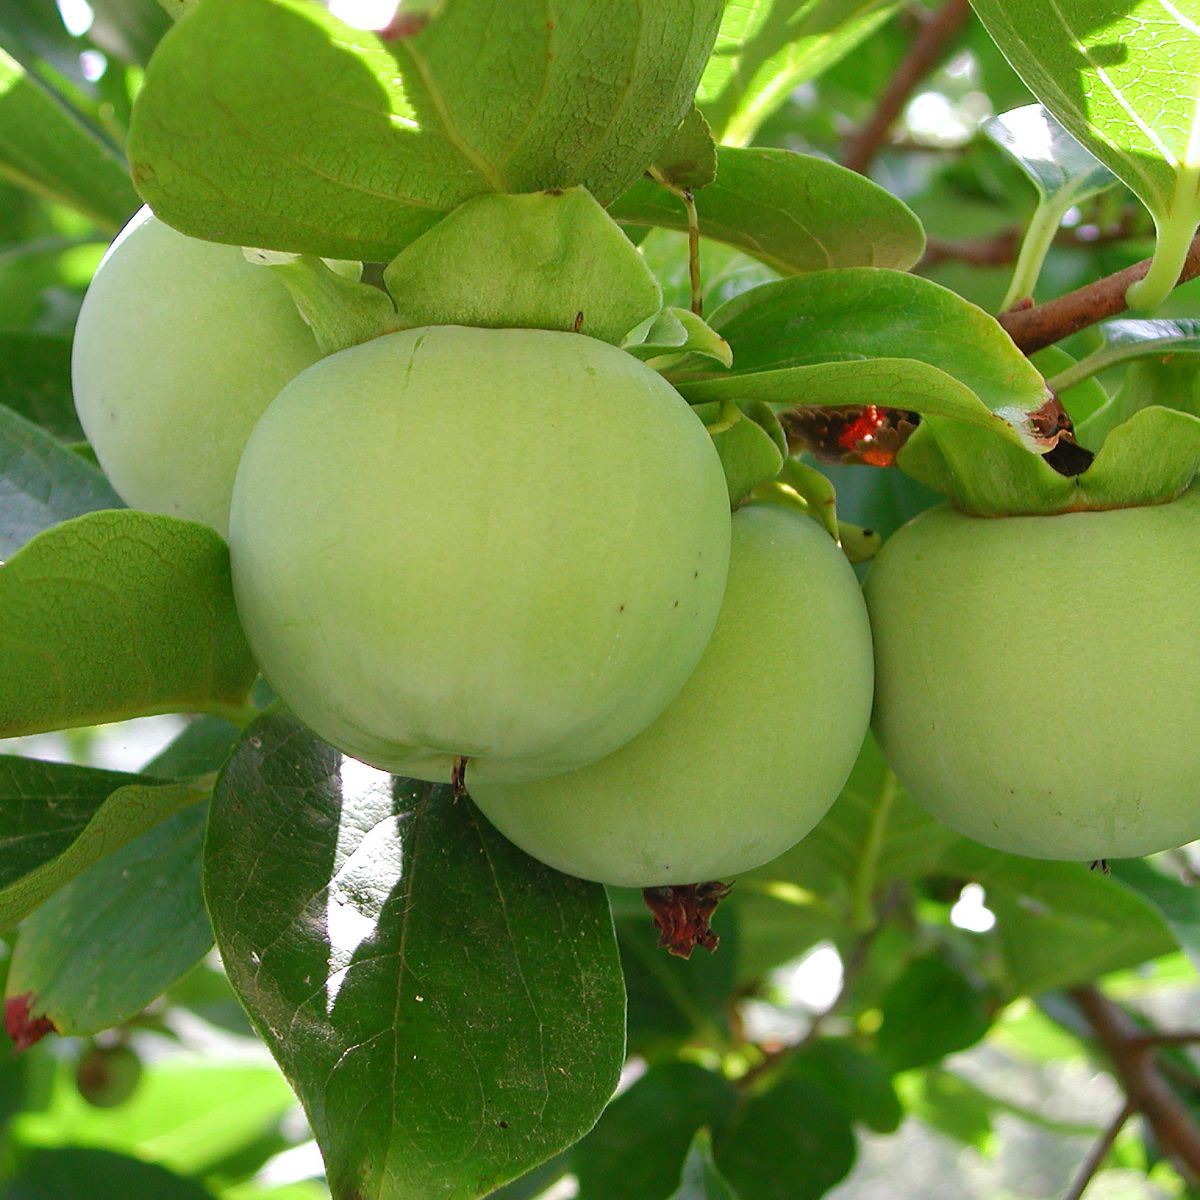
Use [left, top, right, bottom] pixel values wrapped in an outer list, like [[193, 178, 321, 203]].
[[73, 208, 874, 904], [73, 204, 1200, 922]]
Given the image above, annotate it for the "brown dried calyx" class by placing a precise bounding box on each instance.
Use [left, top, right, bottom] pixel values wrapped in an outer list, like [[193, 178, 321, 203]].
[[5, 992, 56, 1052], [643, 881, 732, 958]]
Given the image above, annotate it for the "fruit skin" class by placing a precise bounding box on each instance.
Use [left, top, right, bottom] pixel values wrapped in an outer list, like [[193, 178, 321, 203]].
[[866, 487, 1200, 860], [470, 504, 874, 886], [75, 1043, 142, 1109], [72, 206, 321, 537], [230, 324, 731, 784]]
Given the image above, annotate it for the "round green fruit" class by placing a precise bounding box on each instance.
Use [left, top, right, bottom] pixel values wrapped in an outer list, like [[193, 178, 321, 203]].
[[866, 488, 1200, 860], [230, 325, 731, 783], [470, 504, 875, 886], [75, 1043, 142, 1109], [72, 206, 321, 536]]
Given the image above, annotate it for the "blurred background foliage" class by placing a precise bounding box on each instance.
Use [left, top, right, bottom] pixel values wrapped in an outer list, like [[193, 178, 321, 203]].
[[1, 1, 1199, 1198]]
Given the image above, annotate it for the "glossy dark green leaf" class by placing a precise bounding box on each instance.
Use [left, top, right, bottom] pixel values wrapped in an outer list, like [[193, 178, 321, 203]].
[[611, 147, 924, 274], [1051, 319, 1200, 395], [142, 716, 244, 779], [876, 955, 992, 1071], [129, 0, 723, 259], [941, 842, 1178, 995], [0, 510, 258, 737], [206, 711, 625, 1200], [697, 0, 901, 145], [1, 1147, 215, 1200], [716, 1081, 855, 1200], [0, 48, 139, 231], [7, 803, 211, 1035], [0, 755, 203, 930], [0, 333, 81, 440], [1110, 859, 1200, 974], [0, 402, 122, 558], [670, 1129, 739, 1200], [575, 1062, 737, 1200]]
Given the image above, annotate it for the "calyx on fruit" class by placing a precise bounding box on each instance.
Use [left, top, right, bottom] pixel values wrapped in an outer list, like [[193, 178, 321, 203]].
[[867, 485, 1200, 861], [72, 207, 322, 537], [469, 502, 874, 888], [230, 324, 732, 784]]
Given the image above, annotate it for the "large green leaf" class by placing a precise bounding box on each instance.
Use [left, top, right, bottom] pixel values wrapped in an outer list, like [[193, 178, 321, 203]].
[[206, 711, 625, 1200], [0, 47, 139, 230], [0, 755, 202, 931], [0, 510, 258, 736], [1109, 858, 1200, 974], [669, 1130, 740, 1200], [969, 0, 1200, 310], [698, 0, 900, 144], [940, 842, 1179, 995], [6, 803, 211, 1035], [612, 147, 924, 274], [0, 333, 81, 440], [678, 269, 1049, 415], [128, 0, 723, 259], [0, 402, 122, 558]]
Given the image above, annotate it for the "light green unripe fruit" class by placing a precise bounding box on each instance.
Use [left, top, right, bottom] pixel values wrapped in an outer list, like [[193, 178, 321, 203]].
[[230, 325, 731, 784], [866, 488, 1200, 860], [72, 207, 321, 536], [471, 504, 875, 886]]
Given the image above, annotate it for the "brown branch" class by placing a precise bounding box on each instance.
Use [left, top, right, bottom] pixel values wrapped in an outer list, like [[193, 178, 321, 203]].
[[842, 0, 972, 175], [1063, 1101, 1134, 1200], [1072, 986, 1200, 1181], [998, 232, 1200, 353]]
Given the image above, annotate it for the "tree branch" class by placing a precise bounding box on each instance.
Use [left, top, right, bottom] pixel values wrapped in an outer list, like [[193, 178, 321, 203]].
[[998, 232, 1200, 353], [1072, 986, 1200, 1181], [1063, 1101, 1134, 1200], [842, 0, 972, 175]]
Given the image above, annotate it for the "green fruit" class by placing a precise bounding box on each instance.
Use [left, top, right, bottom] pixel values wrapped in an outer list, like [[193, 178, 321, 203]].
[[866, 488, 1200, 860], [75, 1043, 142, 1109], [72, 207, 321, 536], [230, 325, 731, 783], [470, 504, 875, 886]]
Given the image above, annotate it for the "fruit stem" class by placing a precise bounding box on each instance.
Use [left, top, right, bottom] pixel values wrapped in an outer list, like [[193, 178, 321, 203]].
[[1002, 198, 1069, 314], [850, 767, 897, 931]]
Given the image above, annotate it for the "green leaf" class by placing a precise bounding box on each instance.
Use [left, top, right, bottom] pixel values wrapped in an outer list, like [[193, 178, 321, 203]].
[[940, 842, 1178, 994], [1077, 355, 1200, 449], [6, 803, 211, 1035], [698, 0, 901, 145], [248, 252, 396, 357], [1049, 318, 1200, 394], [876, 955, 993, 1071], [651, 106, 719, 191], [1, 1147, 215, 1200], [1030, 344, 1108, 430], [88, 0, 172, 66], [128, 0, 723, 259], [697, 400, 786, 506], [637, 230, 780, 314], [0, 510, 258, 737], [623, 307, 733, 369], [670, 1129, 740, 1200], [984, 105, 1118, 310], [1107, 858, 1200, 975], [142, 715, 243, 779], [0, 333, 81, 441], [0, 48, 140, 231], [897, 1069, 995, 1150], [0, 402, 123, 558], [383, 189, 662, 345], [611, 147, 925, 274], [969, 0, 1200, 311], [575, 1063, 737, 1200], [715, 1081, 856, 1200], [206, 710, 625, 1200], [785, 1040, 901, 1134], [0, 756, 203, 931], [678, 269, 1049, 416]]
